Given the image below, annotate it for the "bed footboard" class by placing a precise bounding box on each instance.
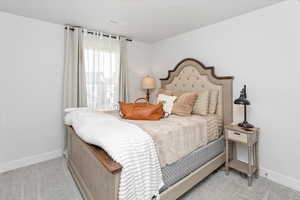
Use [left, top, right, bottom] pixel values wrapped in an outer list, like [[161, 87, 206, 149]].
[[66, 126, 225, 200], [66, 126, 121, 200]]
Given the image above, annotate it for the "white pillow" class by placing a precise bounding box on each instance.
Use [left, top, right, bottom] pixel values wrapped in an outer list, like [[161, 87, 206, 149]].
[[157, 94, 177, 116]]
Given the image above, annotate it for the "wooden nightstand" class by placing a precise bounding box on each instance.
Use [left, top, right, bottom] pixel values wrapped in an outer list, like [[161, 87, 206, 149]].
[[224, 124, 260, 186]]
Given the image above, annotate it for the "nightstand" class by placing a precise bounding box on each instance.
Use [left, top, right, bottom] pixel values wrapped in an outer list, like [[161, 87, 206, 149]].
[[224, 124, 260, 186]]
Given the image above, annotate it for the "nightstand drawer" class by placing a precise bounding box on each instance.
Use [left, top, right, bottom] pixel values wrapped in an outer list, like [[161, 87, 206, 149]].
[[227, 130, 247, 143]]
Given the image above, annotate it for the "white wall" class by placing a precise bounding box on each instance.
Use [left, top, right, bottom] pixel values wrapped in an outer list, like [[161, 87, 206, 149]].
[[1, 0, 299, 191], [151, 0, 300, 191], [127, 41, 152, 102], [0, 11, 152, 172], [0, 11, 65, 172]]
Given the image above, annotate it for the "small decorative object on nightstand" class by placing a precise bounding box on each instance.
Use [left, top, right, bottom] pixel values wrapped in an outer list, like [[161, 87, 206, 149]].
[[142, 76, 156, 102], [225, 124, 260, 186]]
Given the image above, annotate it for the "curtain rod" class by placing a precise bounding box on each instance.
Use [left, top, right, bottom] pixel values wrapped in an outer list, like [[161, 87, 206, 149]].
[[64, 26, 132, 42]]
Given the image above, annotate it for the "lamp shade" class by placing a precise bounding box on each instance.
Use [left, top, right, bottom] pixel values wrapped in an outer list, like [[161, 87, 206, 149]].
[[142, 76, 156, 89], [234, 96, 250, 105], [234, 85, 250, 105]]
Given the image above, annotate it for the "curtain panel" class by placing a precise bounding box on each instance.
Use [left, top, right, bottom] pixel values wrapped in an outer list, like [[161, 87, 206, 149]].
[[119, 37, 129, 103], [63, 26, 87, 108]]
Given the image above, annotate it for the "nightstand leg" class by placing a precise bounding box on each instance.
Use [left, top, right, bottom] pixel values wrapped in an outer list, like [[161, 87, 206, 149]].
[[225, 137, 229, 176], [253, 143, 257, 178], [248, 175, 253, 186], [255, 142, 259, 178], [248, 145, 253, 186]]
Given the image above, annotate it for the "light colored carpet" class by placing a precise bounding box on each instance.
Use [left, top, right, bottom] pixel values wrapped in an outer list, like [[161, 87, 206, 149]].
[[0, 158, 82, 200], [0, 157, 299, 200], [179, 170, 300, 200]]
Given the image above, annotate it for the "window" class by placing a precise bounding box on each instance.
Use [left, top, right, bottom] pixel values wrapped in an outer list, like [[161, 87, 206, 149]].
[[84, 35, 120, 111]]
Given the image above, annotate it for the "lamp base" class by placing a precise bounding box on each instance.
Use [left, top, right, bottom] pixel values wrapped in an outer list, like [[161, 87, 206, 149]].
[[238, 121, 254, 129], [146, 89, 150, 103]]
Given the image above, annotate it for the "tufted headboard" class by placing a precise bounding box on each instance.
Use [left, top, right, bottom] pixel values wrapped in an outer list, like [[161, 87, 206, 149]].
[[160, 58, 234, 126]]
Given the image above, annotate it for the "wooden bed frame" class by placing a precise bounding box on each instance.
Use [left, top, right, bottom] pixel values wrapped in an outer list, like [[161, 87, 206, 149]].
[[66, 58, 234, 200]]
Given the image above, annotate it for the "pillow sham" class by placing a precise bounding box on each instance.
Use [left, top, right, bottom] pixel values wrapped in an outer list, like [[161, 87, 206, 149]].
[[157, 88, 183, 97], [192, 90, 210, 115], [172, 92, 198, 116], [157, 88, 173, 96], [208, 90, 219, 114], [157, 94, 177, 116]]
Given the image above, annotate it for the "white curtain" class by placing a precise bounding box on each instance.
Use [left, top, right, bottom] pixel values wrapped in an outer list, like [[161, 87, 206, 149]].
[[83, 32, 121, 111], [63, 26, 87, 108], [119, 37, 129, 103]]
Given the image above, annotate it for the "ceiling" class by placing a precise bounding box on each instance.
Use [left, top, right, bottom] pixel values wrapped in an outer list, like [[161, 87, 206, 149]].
[[0, 0, 283, 43]]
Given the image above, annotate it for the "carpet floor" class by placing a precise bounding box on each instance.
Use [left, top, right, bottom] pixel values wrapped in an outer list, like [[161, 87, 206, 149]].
[[0, 157, 299, 200]]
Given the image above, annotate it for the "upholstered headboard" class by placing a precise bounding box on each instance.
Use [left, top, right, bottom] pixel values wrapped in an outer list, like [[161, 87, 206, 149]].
[[160, 58, 234, 126]]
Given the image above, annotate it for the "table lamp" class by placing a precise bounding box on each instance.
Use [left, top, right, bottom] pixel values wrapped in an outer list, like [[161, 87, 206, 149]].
[[142, 76, 156, 102], [234, 85, 254, 128]]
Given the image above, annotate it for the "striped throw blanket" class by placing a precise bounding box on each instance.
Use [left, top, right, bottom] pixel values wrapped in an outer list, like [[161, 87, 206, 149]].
[[65, 110, 164, 200]]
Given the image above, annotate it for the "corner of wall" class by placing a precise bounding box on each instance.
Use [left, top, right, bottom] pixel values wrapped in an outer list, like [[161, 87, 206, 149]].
[[0, 149, 64, 174], [260, 167, 300, 192]]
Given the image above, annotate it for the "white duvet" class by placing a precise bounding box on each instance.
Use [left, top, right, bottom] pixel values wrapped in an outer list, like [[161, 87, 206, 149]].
[[65, 110, 164, 200]]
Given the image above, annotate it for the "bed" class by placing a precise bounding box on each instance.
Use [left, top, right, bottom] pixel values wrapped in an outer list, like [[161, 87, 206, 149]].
[[66, 58, 234, 200]]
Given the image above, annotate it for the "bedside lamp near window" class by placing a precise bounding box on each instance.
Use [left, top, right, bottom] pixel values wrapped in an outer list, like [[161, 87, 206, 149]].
[[142, 76, 156, 102]]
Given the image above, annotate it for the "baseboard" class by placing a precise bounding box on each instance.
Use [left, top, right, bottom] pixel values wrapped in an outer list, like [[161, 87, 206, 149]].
[[0, 149, 64, 173], [260, 167, 300, 192], [1, 150, 299, 193]]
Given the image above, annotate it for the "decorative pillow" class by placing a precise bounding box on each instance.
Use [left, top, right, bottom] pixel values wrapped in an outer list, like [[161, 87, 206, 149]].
[[192, 90, 210, 115], [172, 90, 184, 97], [157, 88, 183, 97], [157, 94, 177, 116], [157, 89, 173, 97], [172, 92, 198, 116], [209, 90, 219, 114]]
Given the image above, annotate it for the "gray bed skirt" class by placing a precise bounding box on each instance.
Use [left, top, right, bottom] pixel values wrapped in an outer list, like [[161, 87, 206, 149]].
[[161, 136, 224, 191]]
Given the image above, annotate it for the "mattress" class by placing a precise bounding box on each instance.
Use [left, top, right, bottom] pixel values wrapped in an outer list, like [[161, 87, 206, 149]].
[[107, 111, 222, 167], [203, 114, 223, 143], [160, 136, 225, 192], [126, 114, 222, 167]]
